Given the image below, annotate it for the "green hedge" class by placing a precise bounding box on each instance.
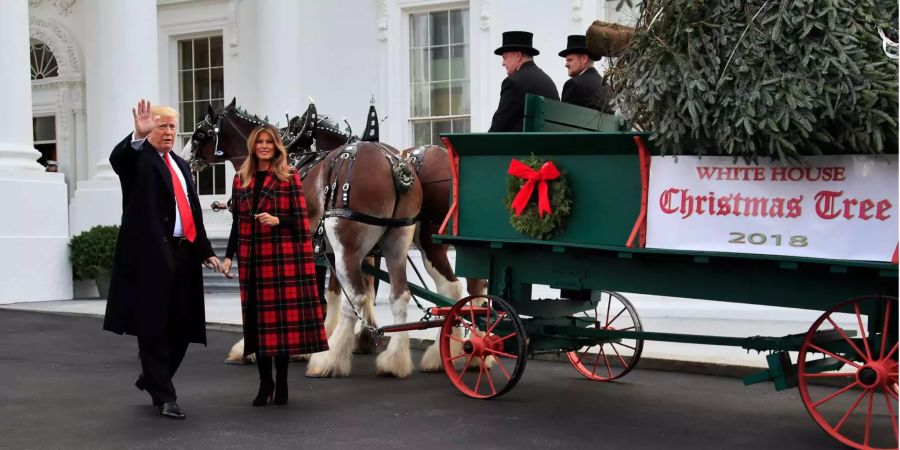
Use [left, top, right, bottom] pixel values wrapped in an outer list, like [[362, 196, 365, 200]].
[[609, 0, 898, 162], [69, 225, 119, 280]]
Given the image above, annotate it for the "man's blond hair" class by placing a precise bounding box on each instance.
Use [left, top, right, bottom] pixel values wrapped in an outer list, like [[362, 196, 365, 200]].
[[150, 105, 179, 121]]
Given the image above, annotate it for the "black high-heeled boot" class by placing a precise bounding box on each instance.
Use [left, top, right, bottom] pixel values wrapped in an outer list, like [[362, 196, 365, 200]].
[[253, 353, 274, 407], [273, 355, 289, 406]]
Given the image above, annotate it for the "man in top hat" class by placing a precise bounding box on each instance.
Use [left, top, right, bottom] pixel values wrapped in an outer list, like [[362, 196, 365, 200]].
[[489, 31, 559, 132], [559, 34, 614, 113]]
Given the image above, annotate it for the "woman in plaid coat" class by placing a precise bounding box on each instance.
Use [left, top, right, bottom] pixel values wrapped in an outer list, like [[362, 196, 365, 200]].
[[223, 124, 328, 407]]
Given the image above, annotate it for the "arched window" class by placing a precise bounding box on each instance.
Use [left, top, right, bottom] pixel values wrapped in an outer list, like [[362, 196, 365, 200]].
[[30, 40, 59, 80]]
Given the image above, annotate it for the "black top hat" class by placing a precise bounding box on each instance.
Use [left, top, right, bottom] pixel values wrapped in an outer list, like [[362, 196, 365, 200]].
[[558, 34, 596, 59], [494, 31, 540, 56]]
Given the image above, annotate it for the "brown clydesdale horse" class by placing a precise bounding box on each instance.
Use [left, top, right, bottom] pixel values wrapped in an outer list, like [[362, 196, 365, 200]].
[[188, 99, 422, 378], [284, 102, 489, 371], [188, 99, 486, 373]]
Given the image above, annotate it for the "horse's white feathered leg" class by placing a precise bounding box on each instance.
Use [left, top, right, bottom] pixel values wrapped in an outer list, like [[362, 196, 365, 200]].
[[375, 225, 416, 378], [225, 338, 246, 363], [324, 270, 342, 337], [306, 219, 382, 378], [375, 290, 413, 378], [306, 307, 356, 377], [354, 261, 379, 354]]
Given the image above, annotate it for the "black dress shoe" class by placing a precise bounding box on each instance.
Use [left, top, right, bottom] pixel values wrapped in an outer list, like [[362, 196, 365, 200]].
[[135, 375, 163, 407], [158, 402, 186, 420]]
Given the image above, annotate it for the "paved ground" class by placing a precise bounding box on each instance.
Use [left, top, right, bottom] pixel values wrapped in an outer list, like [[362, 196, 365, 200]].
[[0, 309, 865, 450], [2, 291, 839, 369]]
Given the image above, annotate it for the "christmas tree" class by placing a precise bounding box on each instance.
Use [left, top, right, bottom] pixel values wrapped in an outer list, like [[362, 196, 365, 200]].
[[602, 0, 898, 162]]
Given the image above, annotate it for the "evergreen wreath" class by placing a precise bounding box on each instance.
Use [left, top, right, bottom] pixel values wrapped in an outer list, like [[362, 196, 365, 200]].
[[504, 155, 573, 240]]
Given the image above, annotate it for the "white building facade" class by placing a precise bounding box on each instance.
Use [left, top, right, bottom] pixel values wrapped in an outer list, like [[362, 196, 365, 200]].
[[5, 0, 634, 303], [2, 0, 833, 369]]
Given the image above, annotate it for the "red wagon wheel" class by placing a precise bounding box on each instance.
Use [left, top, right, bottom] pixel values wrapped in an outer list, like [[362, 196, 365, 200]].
[[798, 296, 898, 450], [439, 295, 527, 399], [567, 291, 644, 381]]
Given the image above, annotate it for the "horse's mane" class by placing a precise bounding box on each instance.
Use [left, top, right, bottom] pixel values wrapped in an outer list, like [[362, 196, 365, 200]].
[[224, 104, 303, 148], [296, 109, 355, 142], [228, 104, 280, 129], [191, 100, 363, 171]]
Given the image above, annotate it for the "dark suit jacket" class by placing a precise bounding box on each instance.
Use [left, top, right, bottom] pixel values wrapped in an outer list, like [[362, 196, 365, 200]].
[[561, 67, 615, 113], [489, 61, 560, 132], [103, 133, 215, 344]]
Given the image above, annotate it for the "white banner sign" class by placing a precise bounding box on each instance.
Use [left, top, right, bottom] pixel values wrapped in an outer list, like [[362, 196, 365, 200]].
[[646, 155, 899, 262]]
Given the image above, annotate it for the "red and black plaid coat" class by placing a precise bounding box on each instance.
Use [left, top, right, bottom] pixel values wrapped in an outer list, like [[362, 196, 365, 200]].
[[232, 172, 328, 356]]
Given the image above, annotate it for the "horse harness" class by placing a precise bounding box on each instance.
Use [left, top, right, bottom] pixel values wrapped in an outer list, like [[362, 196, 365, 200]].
[[306, 142, 424, 336], [191, 109, 268, 164], [191, 114, 226, 158], [320, 142, 416, 228], [404, 145, 451, 186], [405, 145, 429, 174]]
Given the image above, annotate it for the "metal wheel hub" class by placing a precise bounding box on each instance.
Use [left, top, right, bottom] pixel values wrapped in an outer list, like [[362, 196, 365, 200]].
[[463, 334, 500, 357], [857, 362, 890, 388], [858, 367, 879, 387], [463, 338, 484, 356]]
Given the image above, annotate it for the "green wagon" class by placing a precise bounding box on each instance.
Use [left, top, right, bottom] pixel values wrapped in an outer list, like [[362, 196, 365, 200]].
[[375, 96, 897, 450]]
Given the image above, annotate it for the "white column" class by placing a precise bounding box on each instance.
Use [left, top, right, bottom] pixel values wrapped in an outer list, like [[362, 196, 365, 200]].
[[0, 0, 42, 172], [69, 0, 160, 235], [254, 0, 303, 123], [474, 0, 498, 132], [0, 0, 72, 303]]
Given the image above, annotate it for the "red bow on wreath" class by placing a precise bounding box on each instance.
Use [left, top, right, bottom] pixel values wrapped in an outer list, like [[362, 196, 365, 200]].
[[507, 159, 561, 217]]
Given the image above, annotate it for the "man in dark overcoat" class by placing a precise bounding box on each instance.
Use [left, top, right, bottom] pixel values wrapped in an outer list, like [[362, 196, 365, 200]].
[[559, 34, 615, 113], [104, 99, 221, 420], [489, 31, 560, 132]]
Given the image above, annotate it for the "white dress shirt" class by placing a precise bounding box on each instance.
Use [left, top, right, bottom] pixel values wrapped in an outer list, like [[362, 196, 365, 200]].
[[130, 132, 190, 237]]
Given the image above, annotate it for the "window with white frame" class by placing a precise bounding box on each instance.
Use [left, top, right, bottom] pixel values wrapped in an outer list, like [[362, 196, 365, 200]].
[[178, 35, 226, 196], [30, 40, 59, 80], [409, 8, 470, 146]]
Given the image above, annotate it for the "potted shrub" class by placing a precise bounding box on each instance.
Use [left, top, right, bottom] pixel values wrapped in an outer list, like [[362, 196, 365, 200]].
[[69, 225, 119, 299]]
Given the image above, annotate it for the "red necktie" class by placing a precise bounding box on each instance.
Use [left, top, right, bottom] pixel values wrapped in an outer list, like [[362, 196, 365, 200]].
[[163, 152, 197, 242]]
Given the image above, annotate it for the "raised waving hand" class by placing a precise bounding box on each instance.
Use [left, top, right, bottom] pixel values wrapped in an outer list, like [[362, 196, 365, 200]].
[[132, 99, 158, 140]]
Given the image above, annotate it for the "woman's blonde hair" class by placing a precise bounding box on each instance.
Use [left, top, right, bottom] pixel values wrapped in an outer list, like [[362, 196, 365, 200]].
[[239, 125, 291, 188]]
